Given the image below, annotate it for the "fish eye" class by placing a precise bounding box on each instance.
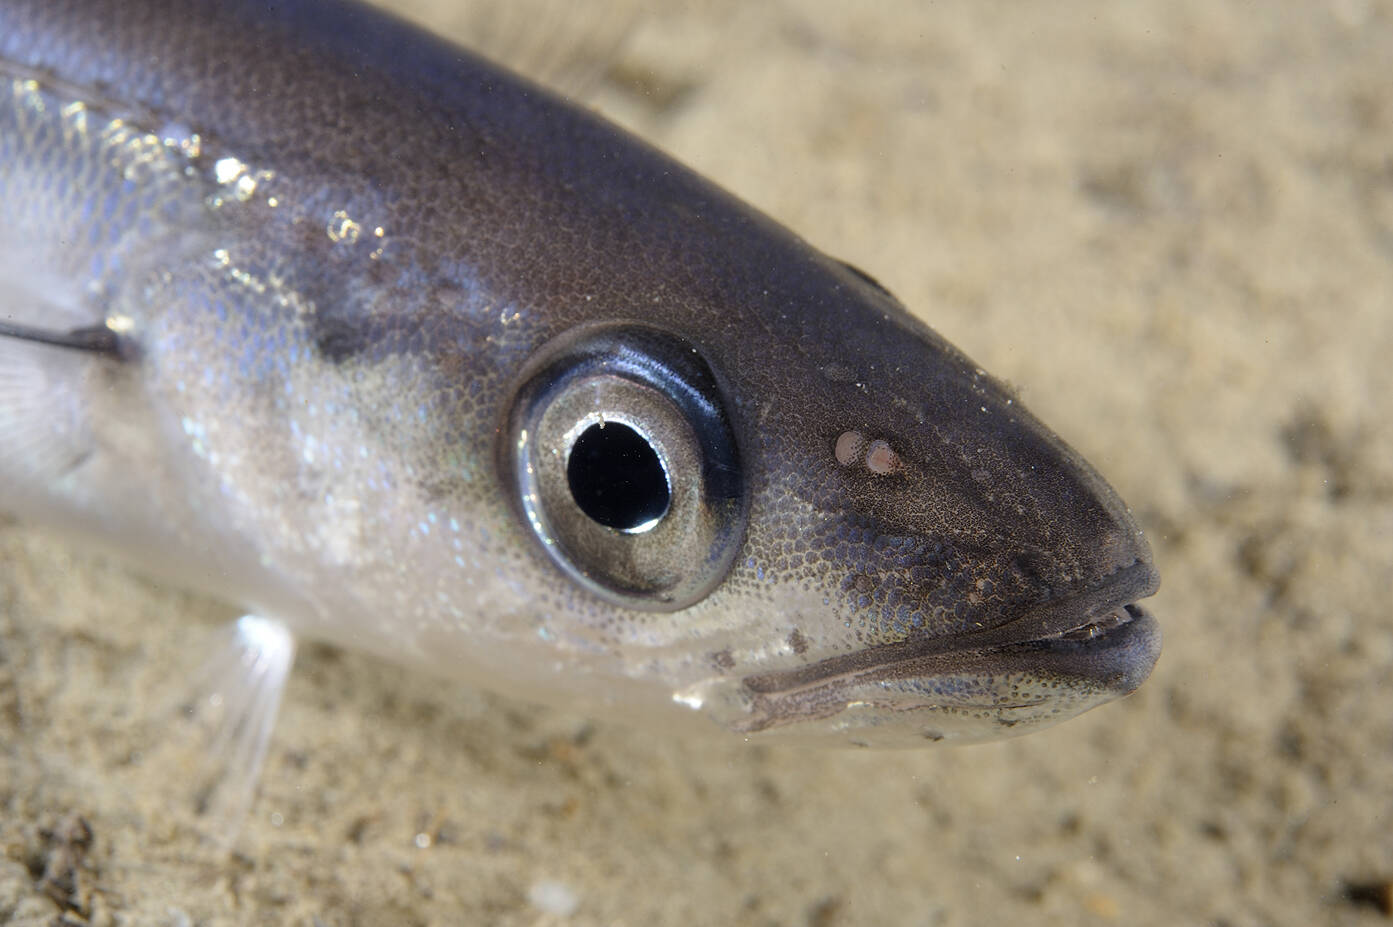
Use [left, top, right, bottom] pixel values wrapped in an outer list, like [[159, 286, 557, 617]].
[[502, 323, 747, 610]]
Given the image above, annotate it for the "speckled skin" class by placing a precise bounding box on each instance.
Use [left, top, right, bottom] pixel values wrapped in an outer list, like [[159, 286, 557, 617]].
[[0, 0, 1158, 743]]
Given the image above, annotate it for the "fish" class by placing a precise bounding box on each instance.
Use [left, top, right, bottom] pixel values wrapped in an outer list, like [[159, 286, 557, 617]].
[[0, 0, 1159, 803]]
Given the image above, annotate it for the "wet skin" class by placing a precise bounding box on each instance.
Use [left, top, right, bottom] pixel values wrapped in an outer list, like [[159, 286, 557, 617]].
[[0, 0, 1158, 746]]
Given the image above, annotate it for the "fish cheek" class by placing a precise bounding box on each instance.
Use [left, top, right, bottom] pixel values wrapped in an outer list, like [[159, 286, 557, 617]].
[[759, 429, 1015, 651]]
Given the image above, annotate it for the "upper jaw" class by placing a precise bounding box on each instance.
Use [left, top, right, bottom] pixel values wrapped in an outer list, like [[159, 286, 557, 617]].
[[968, 558, 1160, 648], [743, 558, 1161, 699]]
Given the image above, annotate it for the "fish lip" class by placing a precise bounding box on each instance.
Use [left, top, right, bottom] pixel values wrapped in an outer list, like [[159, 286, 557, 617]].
[[743, 559, 1161, 698]]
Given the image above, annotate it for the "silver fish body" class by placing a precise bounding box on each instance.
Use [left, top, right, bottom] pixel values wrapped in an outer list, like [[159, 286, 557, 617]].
[[0, 0, 1159, 747]]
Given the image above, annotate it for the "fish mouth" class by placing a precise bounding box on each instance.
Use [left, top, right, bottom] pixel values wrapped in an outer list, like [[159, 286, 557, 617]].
[[982, 600, 1160, 696], [949, 558, 1159, 654], [740, 560, 1161, 724], [1040, 602, 1142, 641]]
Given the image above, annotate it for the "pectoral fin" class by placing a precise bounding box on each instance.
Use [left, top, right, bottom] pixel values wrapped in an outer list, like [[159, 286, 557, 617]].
[[0, 321, 105, 482], [154, 615, 298, 848]]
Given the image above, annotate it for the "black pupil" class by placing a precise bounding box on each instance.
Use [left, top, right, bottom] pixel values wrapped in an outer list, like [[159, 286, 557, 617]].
[[567, 422, 670, 532]]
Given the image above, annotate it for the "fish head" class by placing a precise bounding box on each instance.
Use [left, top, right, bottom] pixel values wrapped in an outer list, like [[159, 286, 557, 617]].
[[91, 140, 1158, 749], [493, 256, 1159, 747]]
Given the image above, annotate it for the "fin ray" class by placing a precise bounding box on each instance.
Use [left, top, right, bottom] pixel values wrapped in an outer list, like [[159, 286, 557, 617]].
[[0, 335, 94, 483], [150, 615, 298, 847]]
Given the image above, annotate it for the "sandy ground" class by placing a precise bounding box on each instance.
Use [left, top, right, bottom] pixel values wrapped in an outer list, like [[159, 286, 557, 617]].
[[4, 1, 1393, 924]]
